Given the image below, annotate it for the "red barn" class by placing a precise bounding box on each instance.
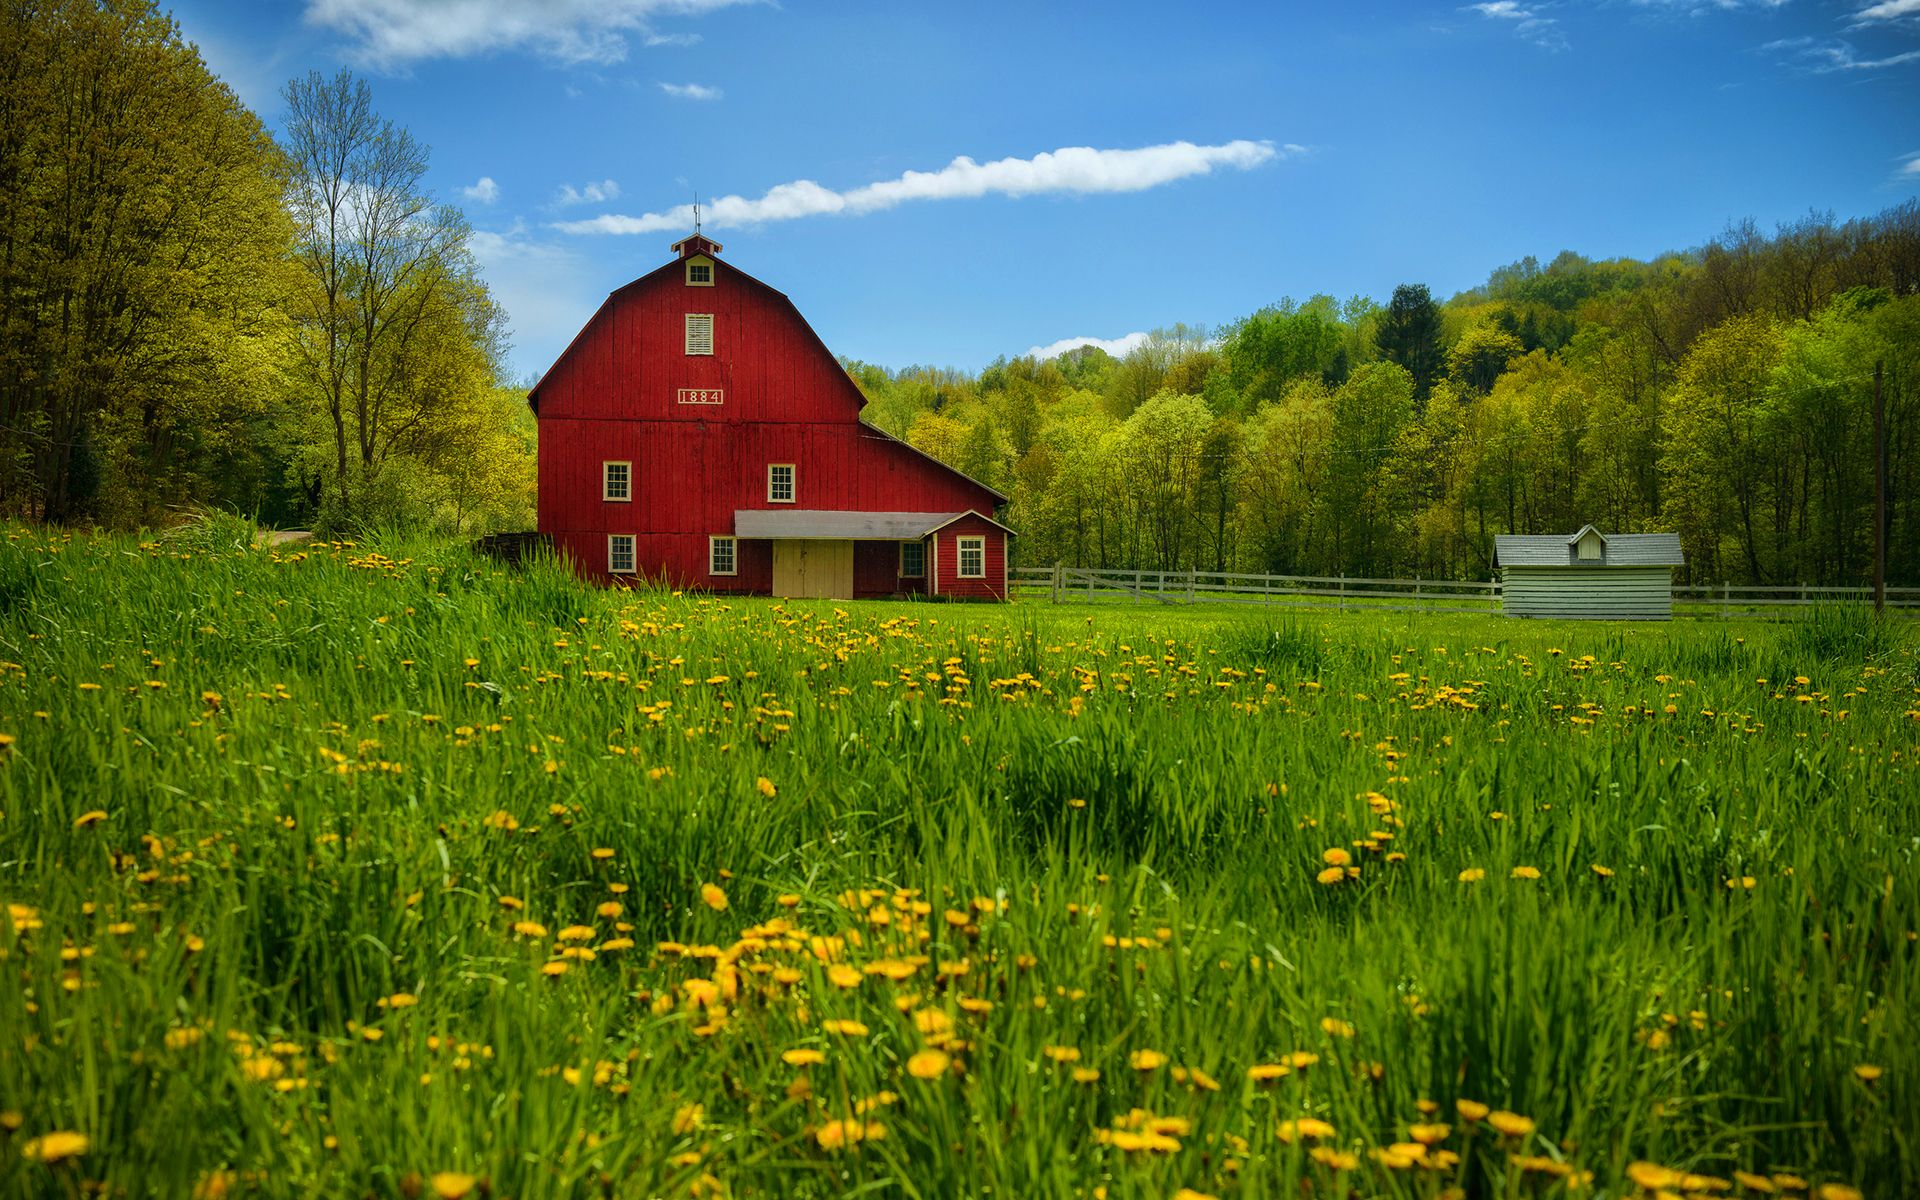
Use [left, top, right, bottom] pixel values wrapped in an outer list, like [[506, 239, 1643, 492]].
[[528, 234, 1012, 600]]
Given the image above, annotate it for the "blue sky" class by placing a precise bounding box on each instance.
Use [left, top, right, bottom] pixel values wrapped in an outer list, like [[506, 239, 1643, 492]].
[[173, 0, 1919, 382]]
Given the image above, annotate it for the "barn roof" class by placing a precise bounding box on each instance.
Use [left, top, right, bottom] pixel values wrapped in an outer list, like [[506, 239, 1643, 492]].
[[733, 509, 1014, 540], [1495, 529, 1684, 567]]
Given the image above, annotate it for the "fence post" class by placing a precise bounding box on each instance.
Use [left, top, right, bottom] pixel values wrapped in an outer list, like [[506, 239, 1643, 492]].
[[1414, 575, 1422, 606], [1051, 562, 1062, 604], [1339, 572, 1347, 611], [1722, 581, 1730, 619], [1188, 569, 1196, 604]]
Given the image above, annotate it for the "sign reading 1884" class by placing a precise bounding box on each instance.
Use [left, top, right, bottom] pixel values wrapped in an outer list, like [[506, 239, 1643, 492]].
[[677, 388, 724, 405]]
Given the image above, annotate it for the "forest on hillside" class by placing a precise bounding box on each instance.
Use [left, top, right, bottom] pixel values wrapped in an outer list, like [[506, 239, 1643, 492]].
[[849, 209, 1920, 587], [4, 1, 1915, 586]]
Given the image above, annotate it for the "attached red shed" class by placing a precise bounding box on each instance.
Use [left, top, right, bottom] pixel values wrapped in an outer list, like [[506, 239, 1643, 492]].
[[529, 235, 1012, 600]]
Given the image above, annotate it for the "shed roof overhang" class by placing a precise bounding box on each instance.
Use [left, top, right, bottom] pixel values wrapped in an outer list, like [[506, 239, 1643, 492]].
[[732, 509, 1016, 540]]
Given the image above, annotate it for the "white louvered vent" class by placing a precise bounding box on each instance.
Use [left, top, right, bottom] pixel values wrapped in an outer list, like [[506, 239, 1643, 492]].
[[685, 313, 714, 356]]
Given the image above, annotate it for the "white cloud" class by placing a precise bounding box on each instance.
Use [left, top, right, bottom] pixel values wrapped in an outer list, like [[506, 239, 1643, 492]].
[[1855, 0, 1920, 17], [460, 176, 501, 204], [1465, 2, 1569, 50], [469, 224, 603, 378], [1026, 332, 1150, 361], [658, 81, 723, 100], [646, 32, 702, 46], [554, 139, 1290, 236], [556, 179, 621, 206], [1900, 154, 1920, 176], [303, 0, 756, 68], [1765, 35, 1920, 70]]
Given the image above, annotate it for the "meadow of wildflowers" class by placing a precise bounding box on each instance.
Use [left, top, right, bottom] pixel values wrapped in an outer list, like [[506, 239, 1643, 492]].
[[0, 523, 1913, 1199]]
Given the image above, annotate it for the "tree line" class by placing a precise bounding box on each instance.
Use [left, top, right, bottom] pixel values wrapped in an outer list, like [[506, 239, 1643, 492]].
[[0, 0, 531, 534], [850, 206, 1920, 586]]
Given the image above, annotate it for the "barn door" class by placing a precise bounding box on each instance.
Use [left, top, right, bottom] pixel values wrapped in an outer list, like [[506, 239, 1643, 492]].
[[772, 540, 853, 600]]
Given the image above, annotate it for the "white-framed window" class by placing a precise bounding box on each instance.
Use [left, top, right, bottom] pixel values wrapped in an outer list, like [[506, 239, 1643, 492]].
[[602, 460, 631, 502], [899, 540, 925, 578], [709, 535, 737, 577], [685, 313, 714, 356], [607, 534, 636, 575], [685, 258, 714, 286], [767, 463, 796, 504], [957, 535, 985, 579]]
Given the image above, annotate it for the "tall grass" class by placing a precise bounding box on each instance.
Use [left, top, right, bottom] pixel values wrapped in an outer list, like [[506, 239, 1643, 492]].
[[0, 523, 1912, 1198]]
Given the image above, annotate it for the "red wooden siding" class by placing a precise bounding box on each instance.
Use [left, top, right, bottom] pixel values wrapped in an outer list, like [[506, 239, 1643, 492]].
[[930, 516, 1009, 601], [532, 247, 1010, 597]]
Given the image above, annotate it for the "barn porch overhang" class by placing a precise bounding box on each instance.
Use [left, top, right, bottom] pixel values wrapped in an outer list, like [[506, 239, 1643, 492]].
[[732, 510, 991, 540]]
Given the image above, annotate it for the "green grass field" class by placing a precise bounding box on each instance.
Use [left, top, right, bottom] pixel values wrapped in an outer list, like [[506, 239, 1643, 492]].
[[1, 521, 1914, 1200]]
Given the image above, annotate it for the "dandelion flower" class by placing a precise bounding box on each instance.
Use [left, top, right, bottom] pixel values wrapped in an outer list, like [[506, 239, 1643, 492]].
[[700, 883, 729, 912], [1457, 868, 1486, 883], [1319, 1017, 1355, 1038], [1408, 1122, 1450, 1145], [21, 1131, 89, 1163], [1071, 1066, 1101, 1083], [1043, 1045, 1082, 1064], [1275, 1118, 1336, 1143], [73, 810, 108, 829], [672, 1103, 703, 1134], [1852, 1064, 1882, 1082], [1314, 866, 1347, 886], [782, 1049, 826, 1067], [821, 1019, 869, 1037], [1322, 847, 1351, 867], [1247, 1063, 1291, 1084], [907, 1049, 950, 1079], [429, 1173, 478, 1199], [755, 776, 777, 798], [1455, 1099, 1489, 1122], [1511, 866, 1541, 880], [1129, 1049, 1167, 1071], [1487, 1111, 1534, 1138]]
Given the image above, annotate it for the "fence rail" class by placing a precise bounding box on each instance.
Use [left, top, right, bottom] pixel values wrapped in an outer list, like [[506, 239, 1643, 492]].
[[1012, 566, 1920, 616]]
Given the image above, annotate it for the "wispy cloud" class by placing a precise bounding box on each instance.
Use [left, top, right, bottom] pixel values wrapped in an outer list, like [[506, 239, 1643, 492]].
[[1465, 2, 1569, 51], [554, 139, 1292, 236], [469, 222, 600, 377], [645, 31, 703, 46], [303, 0, 757, 68], [556, 179, 621, 206], [1633, 0, 1791, 12], [460, 176, 500, 205], [1765, 35, 1920, 70], [1851, 0, 1920, 21], [658, 81, 723, 100], [1898, 152, 1920, 177], [1027, 332, 1150, 361]]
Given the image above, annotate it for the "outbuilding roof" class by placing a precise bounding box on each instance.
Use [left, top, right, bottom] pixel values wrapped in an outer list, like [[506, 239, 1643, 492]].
[[1495, 528, 1684, 567], [732, 509, 1015, 540]]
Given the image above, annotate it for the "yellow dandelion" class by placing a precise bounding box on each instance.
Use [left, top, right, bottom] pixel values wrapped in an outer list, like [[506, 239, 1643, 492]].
[[1456, 1099, 1490, 1122], [1408, 1122, 1450, 1144], [1458, 868, 1486, 882], [73, 810, 108, 829], [1487, 1111, 1534, 1138], [906, 1049, 951, 1079], [672, 1103, 704, 1134], [821, 1019, 869, 1037], [1129, 1049, 1167, 1071], [1511, 866, 1541, 880], [1276, 1118, 1337, 1143], [1043, 1045, 1082, 1064], [21, 1131, 89, 1163], [700, 882, 728, 911], [1322, 847, 1352, 867], [1851, 1064, 1881, 1082], [755, 776, 777, 798], [1070, 1066, 1101, 1083], [782, 1048, 826, 1067], [429, 1173, 479, 1199], [1247, 1063, 1292, 1084], [1314, 866, 1347, 885]]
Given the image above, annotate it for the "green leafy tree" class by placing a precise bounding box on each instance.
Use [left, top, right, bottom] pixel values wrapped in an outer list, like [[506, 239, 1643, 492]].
[[1375, 284, 1445, 406]]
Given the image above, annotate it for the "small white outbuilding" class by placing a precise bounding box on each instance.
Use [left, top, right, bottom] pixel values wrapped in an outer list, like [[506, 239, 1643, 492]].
[[1494, 526, 1686, 620]]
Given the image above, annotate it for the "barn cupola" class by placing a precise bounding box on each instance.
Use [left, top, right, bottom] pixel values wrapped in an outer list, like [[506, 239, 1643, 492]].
[[672, 233, 722, 286]]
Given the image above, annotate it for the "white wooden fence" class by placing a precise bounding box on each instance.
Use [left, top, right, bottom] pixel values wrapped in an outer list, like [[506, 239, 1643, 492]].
[[1012, 566, 1920, 616]]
